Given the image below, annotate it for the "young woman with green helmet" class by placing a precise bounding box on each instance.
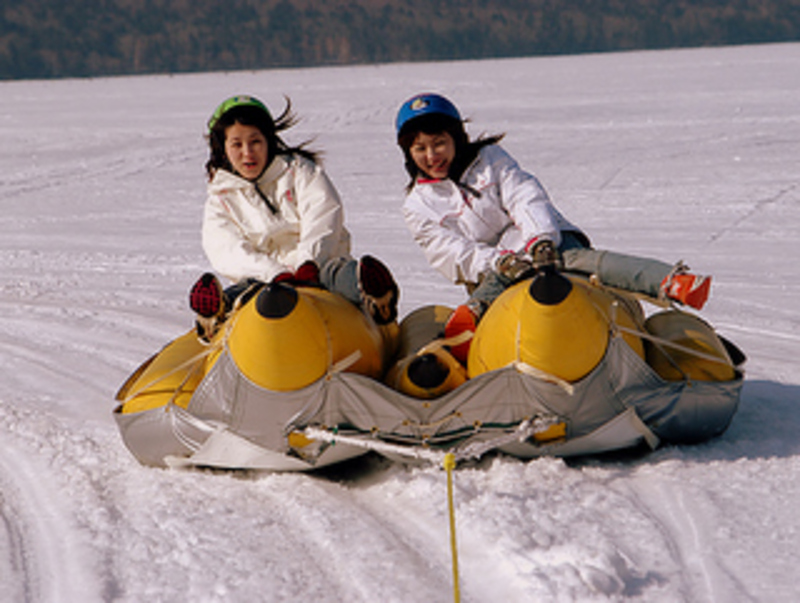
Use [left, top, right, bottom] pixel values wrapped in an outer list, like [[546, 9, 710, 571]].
[[189, 95, 398, 340]]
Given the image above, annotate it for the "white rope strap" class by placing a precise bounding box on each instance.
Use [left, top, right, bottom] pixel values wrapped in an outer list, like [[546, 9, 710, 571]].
[[513, 361, 575, 394], [454, 416, 564, 462], [328, 350, 363, 375], [303, 426, 447, 463], [120, 344, 219, 405], [419, 330, 473, 356], [304, 415, 565, 466], [615, 324, 736, 368]]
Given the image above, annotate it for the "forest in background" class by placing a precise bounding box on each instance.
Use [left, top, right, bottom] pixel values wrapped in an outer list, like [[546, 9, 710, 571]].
[[2, 0, 800, 80]]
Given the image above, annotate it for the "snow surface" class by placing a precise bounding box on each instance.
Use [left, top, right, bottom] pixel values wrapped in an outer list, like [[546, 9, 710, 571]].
[[1, 42, 799, 602]]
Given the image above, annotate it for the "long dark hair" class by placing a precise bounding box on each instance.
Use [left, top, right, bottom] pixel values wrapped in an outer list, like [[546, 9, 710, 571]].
[[205, 97, 319, 181], [397, 113, 504, 191]]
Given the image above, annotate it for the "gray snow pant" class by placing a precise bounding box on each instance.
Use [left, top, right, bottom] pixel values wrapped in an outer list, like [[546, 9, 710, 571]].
[[469, 232, 675, 314], [319, 256, 362, 305], [222, 257, 362, 310]]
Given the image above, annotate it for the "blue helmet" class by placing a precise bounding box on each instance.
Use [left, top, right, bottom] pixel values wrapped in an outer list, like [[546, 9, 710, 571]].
[[395, 93, 462, 138]]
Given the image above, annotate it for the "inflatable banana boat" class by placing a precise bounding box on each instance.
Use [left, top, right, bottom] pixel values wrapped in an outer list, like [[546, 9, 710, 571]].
[[114, 268, 745, 471]]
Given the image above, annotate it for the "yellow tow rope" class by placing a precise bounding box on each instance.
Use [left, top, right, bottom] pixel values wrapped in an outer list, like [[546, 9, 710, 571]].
[[301, 429, 472, 601], [443, 452, 460, 603]]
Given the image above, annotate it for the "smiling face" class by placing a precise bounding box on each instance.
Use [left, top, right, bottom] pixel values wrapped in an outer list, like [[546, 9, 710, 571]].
[[408, 131, 456, 180], [224, 122, 269, 180]]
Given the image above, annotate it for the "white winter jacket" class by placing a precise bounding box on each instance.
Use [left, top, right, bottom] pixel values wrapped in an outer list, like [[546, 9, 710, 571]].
[[203, 154, 351, 283], [403, 144, 584, 285]]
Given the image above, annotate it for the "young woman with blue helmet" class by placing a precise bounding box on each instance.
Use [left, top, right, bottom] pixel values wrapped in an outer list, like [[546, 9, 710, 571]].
[[396, 92, 711, 363]]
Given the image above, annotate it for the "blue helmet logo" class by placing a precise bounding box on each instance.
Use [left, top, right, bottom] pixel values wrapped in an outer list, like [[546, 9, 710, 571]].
[[396, 93, 462, 136]]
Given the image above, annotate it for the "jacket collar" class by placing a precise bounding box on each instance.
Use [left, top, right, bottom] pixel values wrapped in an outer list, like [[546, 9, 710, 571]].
[[259, 153, 291, 184], [209, 154, 292, 192]]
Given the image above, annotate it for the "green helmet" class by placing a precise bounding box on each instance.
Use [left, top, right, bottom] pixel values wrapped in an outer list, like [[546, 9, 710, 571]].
[[208, 95, 271, 133]]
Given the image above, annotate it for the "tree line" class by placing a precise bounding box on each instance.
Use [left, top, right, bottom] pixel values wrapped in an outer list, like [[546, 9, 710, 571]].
[[2, 0, 799, 80]]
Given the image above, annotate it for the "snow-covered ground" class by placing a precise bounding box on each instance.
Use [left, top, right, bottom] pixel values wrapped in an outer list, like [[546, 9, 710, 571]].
[[1, 42, 799, 602]]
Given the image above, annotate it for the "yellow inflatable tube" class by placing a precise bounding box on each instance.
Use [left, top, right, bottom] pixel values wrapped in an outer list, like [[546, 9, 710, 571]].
[[117, 283, 391, 413], [644, 310, 735, 382], [469, 268, 645, 382], [115, 330, 209, 414], [385, 305, 467, 399], [227, 283, 386, 391]]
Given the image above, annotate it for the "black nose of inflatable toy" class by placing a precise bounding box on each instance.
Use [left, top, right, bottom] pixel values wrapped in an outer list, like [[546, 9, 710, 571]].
[[256, 282, 299, 319], [407, 353, 451, 390], [528, 265, 573, 305]]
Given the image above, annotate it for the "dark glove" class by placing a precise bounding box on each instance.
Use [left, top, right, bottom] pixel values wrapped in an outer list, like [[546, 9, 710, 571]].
[[529, 239, 561, 270], [495, 252, 534, 282]]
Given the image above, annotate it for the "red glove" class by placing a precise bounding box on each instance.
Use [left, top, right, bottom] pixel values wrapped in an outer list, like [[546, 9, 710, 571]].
[[271, 261, 320, 286], [272, 271, 296, 284], [293, 260, 320, 284]]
